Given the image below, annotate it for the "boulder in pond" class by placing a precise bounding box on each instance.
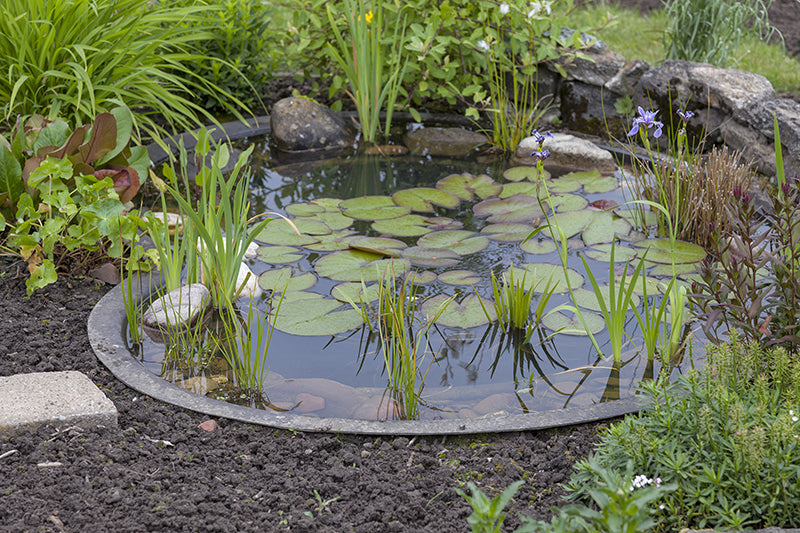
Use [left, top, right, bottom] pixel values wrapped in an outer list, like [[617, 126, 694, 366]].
[[270, 97, 356, 153]]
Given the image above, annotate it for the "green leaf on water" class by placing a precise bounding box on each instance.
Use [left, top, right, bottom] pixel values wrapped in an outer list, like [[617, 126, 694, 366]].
[[516, 263, 584, 293], [542, 178, 582, 194], [340, 196, 410, 220], [256, 245, 304, 264], [436, 173, 502, 200], [285, 202, 325, 217], [648, 262, 697, 276], [424, 216, 463, 230], [253, 218, 325, 246], [438, 270, 481, 285], [402, 246, 460, 267], [519, 239, 557, 255], [633, 238, 706, 264], [392, 187, 460, 212], [480, 223, 537, 242], [406, 270, 438, 285], [549, 193, 588, 212], [473, 195, 545, 224], [371, 214, 432, 237], [581, 211, 632, 246], [258, 268, 317, 293], [502, 166, 550, 182], [571, 287, 641, 312], [314, 250, 411, 282], [331, 282, 381, 303], [303, 230, 357, 252], [417, 230, 489, 255], [422, 294, 495, 328], [271, 294, 363, 336], [584, 243, 638, 263], [542, 310, 605, 335], [297, 211, 353, 231], [560, 169, 618, 194], [500, 182, 541, 198], [348, 236, 407, 257]]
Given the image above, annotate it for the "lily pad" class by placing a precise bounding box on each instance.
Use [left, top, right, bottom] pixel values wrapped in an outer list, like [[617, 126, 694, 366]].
[[285, 202, 324, 217], [549, 193, 588, 212], [560, 169, 618, 194], [581, 212, 632, 246], [331, 282, 381, 304], [519, 239, 557, 255], [473, 195, 546, 224], [417, 230, 489, 256], [503, 166, 550, 182], [618, 208, 659, 228], [309, 198, 343, 211], [256, 245, 304, 264], [571, 287, 641, 312], [405, 270, 438, 285], [303, 230, 357, 252], [633, 238, 706, 264], [424, 216, 463, 230], [349, 236, 407, 257], [271, 295, 363, 336], [584, 244, 639, 263], [371, 214, 432, 237], [392, 187, 460, 212], [252, 218, 324, 246], [542, 210, 589, 240], [341, 196, 410, 220], [402, 246, 460, 267], [480, 223, 537, 242], [500, 182, 542, 199], [297, 211, 353, 231], [516, 263, 584, 293], [438, 270, 482, 285], [314, 250, 411, 282], [436, 173, 502, 200], [542, 178, 582, 194], [422, 294, 495, 328], [258, 268, 317, 293], [542, 310, 605, 336], [648, 262, 697, 277]]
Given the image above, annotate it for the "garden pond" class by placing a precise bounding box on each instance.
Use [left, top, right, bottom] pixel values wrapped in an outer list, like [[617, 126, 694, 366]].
[[132, 129, 708, 421]]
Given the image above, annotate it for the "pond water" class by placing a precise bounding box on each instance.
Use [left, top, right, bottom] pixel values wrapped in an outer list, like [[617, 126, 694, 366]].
[[134, 128, 704, 421]]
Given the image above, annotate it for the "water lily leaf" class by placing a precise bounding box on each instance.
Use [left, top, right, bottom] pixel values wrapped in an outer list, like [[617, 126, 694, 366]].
[[438, 270, 481, 285], [298, 211, 353, 231], [436, 173, 501, 200], [341, 196, 410, 220], [582, 211, 632, 246], [402, 246, 460, 267], [633, 238, 706, 264], [417, 230, 489, 255], [617, 208, 659, 227], [623, 274, 664, 295], [500, 182, 541, 198], [424, 216, 463, 230], [349, 236, 407, 257], [422, 294, 495, 328], [285, 202, 324, 217], [303, 230, 357, 252], [571, 287, 640, 312], [331, 282, 381, 303], [584, 244, 638, 263], [549, 193, 588, 212], [519, 239, 557, 255], [561, 169, 618, 193], [543, 310, 605, 335], [516, 263, 584, 293], [392, 187, 460, 212], [314, 250, 410, 282], [480, 223, 537, 242], [258, 267, 317, 293], [371, 214, 432, 237], [542, 210, 588, 240], [648, 262, 697, 277], [503, 166, 550, 182], [272, 296, 363, 336], [406, 270, 438, 285], [256, 245, 304, 264], [252, 218, 323, 246], [473, 194, 545, 223], [309, 198, 343, 211], [542, 178, 581, 193]]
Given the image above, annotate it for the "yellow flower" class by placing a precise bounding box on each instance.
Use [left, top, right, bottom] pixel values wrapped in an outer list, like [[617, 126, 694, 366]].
[[364, 10, 373, 24]]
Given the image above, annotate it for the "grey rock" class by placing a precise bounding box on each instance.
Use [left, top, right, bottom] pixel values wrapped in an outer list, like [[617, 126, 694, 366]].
[[404, 127, 490, 157], [270, 97, 356, 152], [142, 283, 210, 330], [556, 46, 626, 86], [605, 60, 650, 96], [559, 81, 629, 139], [719, 119, 776, 176], [512, 132, 616, 172]]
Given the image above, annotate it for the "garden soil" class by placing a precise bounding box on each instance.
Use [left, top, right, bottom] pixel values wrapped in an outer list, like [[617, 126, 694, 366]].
[[2, 1, 800, 531]]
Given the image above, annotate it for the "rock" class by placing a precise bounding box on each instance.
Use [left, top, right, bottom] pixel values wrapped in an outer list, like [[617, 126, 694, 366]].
[[294, 393, 325, 413], [351, 395, 402, 420], [197, 419, 218, 432], [404, 127, 490, 157], [177, 375, 220, 394], [142, 284, 210, 330], [605, 60, 650, 96], [269, 97, 356, 152], [558, 81, 628, 139], [88, 263, 121, 285], [363, 144, 409, 156], [235, 263, 262, 300], [512, 132, 616, 172], [557, 46, 626, 86], [719, 120, 776, 176], [266, 378, 367, 417], [473, 393, 516, 416]]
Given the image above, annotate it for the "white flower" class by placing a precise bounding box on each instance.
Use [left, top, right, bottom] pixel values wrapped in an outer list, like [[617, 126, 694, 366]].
[[793, 416, 799, 423], [477, 40, 490, 51], [528, 1, 552, 17], [499, 3, 510, 15]]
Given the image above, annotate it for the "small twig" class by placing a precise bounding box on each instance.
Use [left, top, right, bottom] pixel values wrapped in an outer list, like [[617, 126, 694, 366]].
[[0, 449, 18, 460]]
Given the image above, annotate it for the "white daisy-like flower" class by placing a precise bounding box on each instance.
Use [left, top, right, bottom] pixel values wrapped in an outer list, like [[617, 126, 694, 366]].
[[499, 3, 510, 15], [477, 40, 490, 51]]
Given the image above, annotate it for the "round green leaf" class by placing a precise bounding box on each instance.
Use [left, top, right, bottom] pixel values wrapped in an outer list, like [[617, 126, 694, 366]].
[[256, 245, 304, 264], [417, 230, 489, 256], [392, 187, 460, 212], [258, 267, 317, 293], [438, 270, 481, 285], [272, 295, 363, 336], [581, 212, 632, 246], [436, 173, 501, 200], [517, 263, 584, 293], [402, 246, 460, 267], [584, 244, 638, 263], [519, 238, 557, 255], [542, 178, 581, 194], [298, 211, 353, 231], [253, 218, 324, 246], [341, 196, 410, 220], [422, 294, 495, 328], [561, 169, 618, 194], [314, 250, 410, 282], [473, 195, 545, 224], [371, 214, 432, 237], [480, 223, 537, 242], [633, 238, 707, 264], [349, 236, 407, 257], [503, 166, 550, 182], [285, 202, 324, 217], [571, 287, 641, 312], [303, 230, 357, 252], [406, 270, 438, 285], [543, 310, 605, 336], [331, 282, 381, 303]]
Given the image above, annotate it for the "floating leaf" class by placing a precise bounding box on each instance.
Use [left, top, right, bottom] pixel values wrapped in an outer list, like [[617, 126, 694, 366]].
[[438, 270, 481, 285], [331, 282, 381, 303], [516, 263, 584, 293], [571, 287, 640, 312], [561, 169, 618, 193], [349, 236, 407, 257], [584, 244, 638, 263], [543, 310, 604, 335], [298, 211, 353, 231], [480, 223, 537, 242], [256, 245, 304, 264], [549, 193, 588, 212], [341, 196, 410, 220], [542, 178, 581, 193], [406, 270, 437, 285], [648, 262, 697, 277], [253, 218, 324, 246], [314, 250, 410, 282], [272, 295, 363, 336], [258, 268, 317, 293], [519, 239, 557, 255], [500, 182, 541, 198], [436, 173, 501, 200], [393, 187, 460, 212], [285, 202, 324, 217], [371, 214, 432, 237], [303, 230, 356, 252], [424, 216, 463, 230], [309, 198, 343, 211], [617, 208, 659, 227], [633, 238, 706, 264], [473, 194, 545, 223], [402, 246, 460, 267], [581, 211, 632, 246], [422, 294, 495, 328], [503, 166, 550, 182], [417, 230, 489, 256], [543, 210, 588, 239]]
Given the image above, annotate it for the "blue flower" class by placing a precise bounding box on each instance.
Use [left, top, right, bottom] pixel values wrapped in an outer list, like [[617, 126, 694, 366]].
[[531, 129, 553, 146], [677, 109, 695, 124], [627, 107, 663, 138], [530, 149, 550, 161]]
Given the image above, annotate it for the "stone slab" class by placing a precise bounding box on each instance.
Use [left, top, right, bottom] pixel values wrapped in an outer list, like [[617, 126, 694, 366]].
[[0, 371, 117, 436]]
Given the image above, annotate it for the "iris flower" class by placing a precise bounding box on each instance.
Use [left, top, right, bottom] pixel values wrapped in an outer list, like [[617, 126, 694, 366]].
[[677, 109, 694, 124], [530, 149, 550, 161], [531, 129, 553, 146], [627, 107, 663, 138]]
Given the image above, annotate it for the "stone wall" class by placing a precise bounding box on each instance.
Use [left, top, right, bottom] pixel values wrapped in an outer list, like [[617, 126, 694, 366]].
[[545, 38, 800, 178]]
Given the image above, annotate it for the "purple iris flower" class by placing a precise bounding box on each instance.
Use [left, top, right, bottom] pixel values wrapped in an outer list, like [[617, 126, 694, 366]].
[[530, 149, 550, 161], [677, 109, 695, 124], [531, 129, 553, 146], [627, 107, 663, 138]]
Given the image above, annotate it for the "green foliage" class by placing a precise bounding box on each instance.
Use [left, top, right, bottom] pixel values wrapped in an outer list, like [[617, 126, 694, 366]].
[[161, 0, 277, 114], [456, 480, 524, 533], [278, 0, 585, 121], [564, 333, 800, 531], [662, 0, 775, 67], [0, 0, 240, 139]]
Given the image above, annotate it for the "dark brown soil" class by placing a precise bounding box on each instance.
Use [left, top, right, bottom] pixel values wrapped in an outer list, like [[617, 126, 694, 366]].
[[0, 257, 605, 532]]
